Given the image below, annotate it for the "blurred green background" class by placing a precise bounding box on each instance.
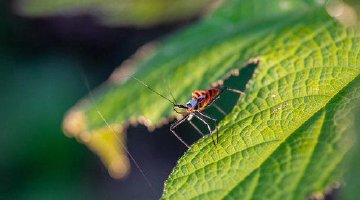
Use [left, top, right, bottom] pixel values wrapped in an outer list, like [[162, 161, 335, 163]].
[[0, 0, 208, 199]]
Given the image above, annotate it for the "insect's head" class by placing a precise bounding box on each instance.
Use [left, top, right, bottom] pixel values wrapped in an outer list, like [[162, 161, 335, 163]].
[[173, 104, 188, 114], [173, 98, 199, 114]]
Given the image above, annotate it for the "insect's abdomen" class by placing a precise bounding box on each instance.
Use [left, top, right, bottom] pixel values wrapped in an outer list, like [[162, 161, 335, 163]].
[[206, 88, 220, 103], [192, 88, 220, 110]]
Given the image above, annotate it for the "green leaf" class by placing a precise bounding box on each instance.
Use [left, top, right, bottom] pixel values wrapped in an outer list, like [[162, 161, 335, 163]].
[[163, 29, 360, 199], [16, 0, 213, 27], [62, 0, 360, 198], [162, 4, 360, 200]]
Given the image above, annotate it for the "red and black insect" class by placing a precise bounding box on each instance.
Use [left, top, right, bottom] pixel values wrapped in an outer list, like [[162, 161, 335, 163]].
[[133, 77, 243, 148]]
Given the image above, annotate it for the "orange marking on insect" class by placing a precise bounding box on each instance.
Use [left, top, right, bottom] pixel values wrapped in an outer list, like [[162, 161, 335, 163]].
[[190, 88, 221, 112]]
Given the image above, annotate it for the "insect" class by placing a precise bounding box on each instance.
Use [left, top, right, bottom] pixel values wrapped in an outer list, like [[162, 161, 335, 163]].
[[133, 77, 244, 148]]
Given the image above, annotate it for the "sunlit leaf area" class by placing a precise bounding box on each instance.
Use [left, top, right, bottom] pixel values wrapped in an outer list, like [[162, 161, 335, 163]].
[[2, 0, 360, 199]]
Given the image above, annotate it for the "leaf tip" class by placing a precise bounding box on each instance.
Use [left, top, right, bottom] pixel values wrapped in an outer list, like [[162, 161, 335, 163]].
[[108, 158, 131, 179], [87, 125, 130, 179], [62, 108, 130, 179]]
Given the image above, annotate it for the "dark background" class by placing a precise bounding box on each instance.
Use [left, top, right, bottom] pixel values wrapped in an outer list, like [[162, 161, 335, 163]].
[[0, 1, 197, 199]]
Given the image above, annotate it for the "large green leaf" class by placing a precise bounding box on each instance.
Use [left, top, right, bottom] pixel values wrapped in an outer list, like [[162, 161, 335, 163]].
[[162, 16, 360, 199], [63, 0, 360, 198]]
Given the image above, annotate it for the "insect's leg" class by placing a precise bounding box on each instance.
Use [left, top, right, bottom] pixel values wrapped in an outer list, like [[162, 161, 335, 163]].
[[212, 103, 227, 116], [208, 95, 226, 116], [226, 87, 245, 96], [196, 111, 219, 144], [193, 113, 216, 146], [188, 119, 205, 137], [170, 115, 190, 148], [196, 111, 217, 121]]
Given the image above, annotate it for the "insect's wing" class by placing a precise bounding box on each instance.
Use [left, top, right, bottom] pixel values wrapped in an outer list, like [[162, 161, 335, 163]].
[[192, 90, 206, 99]]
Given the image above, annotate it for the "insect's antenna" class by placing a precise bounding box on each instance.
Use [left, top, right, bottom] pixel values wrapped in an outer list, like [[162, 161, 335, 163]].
[[164, 78, 178, 105], [80, 70, 158, 198], [131, 76, 176, 105]]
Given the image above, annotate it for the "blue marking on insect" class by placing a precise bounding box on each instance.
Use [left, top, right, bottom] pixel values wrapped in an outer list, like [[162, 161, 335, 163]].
[[186, 99, 198, 109]]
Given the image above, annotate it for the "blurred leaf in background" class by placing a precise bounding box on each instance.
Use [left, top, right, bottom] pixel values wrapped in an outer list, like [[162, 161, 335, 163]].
[[15, 0, 216, 27]]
